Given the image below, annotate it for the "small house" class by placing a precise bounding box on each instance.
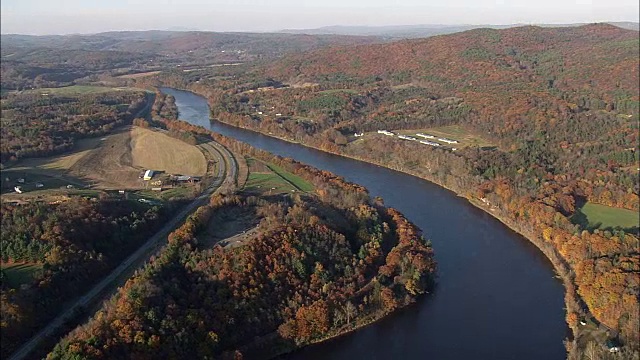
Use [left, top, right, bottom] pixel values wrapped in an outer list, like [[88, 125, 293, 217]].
[[17, 178, 25, 184], [143, 170, 154, 181], [14, 186, 23, 194], [35, 183, 44, 188]]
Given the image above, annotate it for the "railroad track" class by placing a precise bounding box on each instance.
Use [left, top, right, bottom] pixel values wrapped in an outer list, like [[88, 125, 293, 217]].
[[9, 140, 238, 360]]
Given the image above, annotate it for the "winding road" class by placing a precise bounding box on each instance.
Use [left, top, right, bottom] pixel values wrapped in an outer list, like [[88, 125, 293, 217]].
[[8, 139, 238, 360]]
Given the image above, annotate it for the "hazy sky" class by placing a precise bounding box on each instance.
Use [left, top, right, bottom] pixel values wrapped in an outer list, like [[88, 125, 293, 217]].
[[1, 0, 638, 35]]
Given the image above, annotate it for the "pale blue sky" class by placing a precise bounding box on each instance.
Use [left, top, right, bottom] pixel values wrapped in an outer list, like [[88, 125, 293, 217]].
[[1, 0, 638, 35]]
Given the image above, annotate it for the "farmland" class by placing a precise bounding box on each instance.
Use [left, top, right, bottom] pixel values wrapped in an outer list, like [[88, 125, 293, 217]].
[[577, 202, 639, 231], [243, 157, 313, 195], [243, 158, 297, 195], [130, 127, 207, 176], [2, 126, 207, 192]]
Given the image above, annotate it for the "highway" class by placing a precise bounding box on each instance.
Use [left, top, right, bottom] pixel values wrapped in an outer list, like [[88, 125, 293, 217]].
[[8, 140, 238, 360]]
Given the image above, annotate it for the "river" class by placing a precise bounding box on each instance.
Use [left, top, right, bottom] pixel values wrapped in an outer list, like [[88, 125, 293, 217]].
[[160, 87, 568, 360]]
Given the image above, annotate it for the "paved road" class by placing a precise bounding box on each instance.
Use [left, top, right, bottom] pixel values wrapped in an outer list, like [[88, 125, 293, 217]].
[[9, 140, 237, 360]]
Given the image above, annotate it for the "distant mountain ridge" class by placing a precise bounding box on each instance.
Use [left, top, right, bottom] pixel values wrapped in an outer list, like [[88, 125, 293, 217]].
[[280, 21, 640, 38]]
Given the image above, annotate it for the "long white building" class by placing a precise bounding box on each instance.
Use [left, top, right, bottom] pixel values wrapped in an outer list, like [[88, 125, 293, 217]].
[[438, 137, 459, 144], [416, 133, 435, 139]]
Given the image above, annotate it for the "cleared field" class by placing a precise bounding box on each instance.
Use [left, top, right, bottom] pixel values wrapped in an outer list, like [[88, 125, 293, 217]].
[[244, 173, 296, 195], [130, 127, 206, 176], [4, 126, 207, 191], [0, 171, 73, 195], [117, 71, 162, 79], [17, 137, 103, 172], [1, 263, 42, 288], [398, 125, 495, 148], [580, 202, 638, 230], [243, 158, 303, 195], [266, 163, 314, 192]]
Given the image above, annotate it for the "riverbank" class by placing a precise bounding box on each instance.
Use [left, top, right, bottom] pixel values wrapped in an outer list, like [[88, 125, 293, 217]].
[[158, 86, 571, 359], [205, 116, 582, 358]]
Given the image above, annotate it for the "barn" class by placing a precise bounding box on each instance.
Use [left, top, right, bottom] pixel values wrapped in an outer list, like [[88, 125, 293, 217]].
[[143, 170, 155, 181]]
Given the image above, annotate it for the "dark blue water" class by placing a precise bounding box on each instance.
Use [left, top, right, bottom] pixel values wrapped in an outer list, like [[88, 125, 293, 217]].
[[161, 87, 568, 360]]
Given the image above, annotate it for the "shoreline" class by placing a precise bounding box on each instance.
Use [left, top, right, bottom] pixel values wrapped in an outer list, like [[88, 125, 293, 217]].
[[160, 86, 580, 357], [207, 117, 581, 356]]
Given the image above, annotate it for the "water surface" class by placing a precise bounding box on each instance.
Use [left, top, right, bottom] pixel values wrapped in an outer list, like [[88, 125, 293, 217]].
[[161, 87, 568, 360]]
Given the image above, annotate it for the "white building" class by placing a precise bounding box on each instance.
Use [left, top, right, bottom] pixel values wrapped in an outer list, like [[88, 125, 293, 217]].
[[438, 137, 459, 144], [377, 130, 395, 136], [420, 140, 441, 147], [398, 135, 418, 141], [14, 186, 23, 194], [416, 133, 435, 139], [143, 170, 155, 181]]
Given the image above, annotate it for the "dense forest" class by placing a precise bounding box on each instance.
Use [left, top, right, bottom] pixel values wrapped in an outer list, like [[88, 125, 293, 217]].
[[135, 24, 640, 356], [0, 90, 149, 163], [48, 137, 436, 359], [0, 198, 173, 358]]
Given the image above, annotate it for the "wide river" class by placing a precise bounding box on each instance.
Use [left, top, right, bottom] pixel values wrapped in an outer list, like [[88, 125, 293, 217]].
[[161, 87, 568, 360]]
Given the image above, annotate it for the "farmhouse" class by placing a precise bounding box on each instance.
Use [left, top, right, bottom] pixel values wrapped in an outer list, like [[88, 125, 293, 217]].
[[143, 170, 155, 181]]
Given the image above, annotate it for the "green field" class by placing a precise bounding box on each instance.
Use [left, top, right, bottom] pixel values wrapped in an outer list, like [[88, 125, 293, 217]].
[[244, 172, 297, 194], [243, 158, 313, 195], [1, 263, 43, 288], [265, 164, 314, 192], [578, 202, 638, 230]]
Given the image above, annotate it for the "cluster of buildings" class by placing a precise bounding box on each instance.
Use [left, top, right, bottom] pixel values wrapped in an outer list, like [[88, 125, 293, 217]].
[[376, 129, 459, 149], [349, 129, 461, 151]]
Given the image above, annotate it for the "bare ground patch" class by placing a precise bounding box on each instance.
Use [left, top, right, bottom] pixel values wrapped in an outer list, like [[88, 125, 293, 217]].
[[199, 206, 261, 249], [70, 128, 141, 188]]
